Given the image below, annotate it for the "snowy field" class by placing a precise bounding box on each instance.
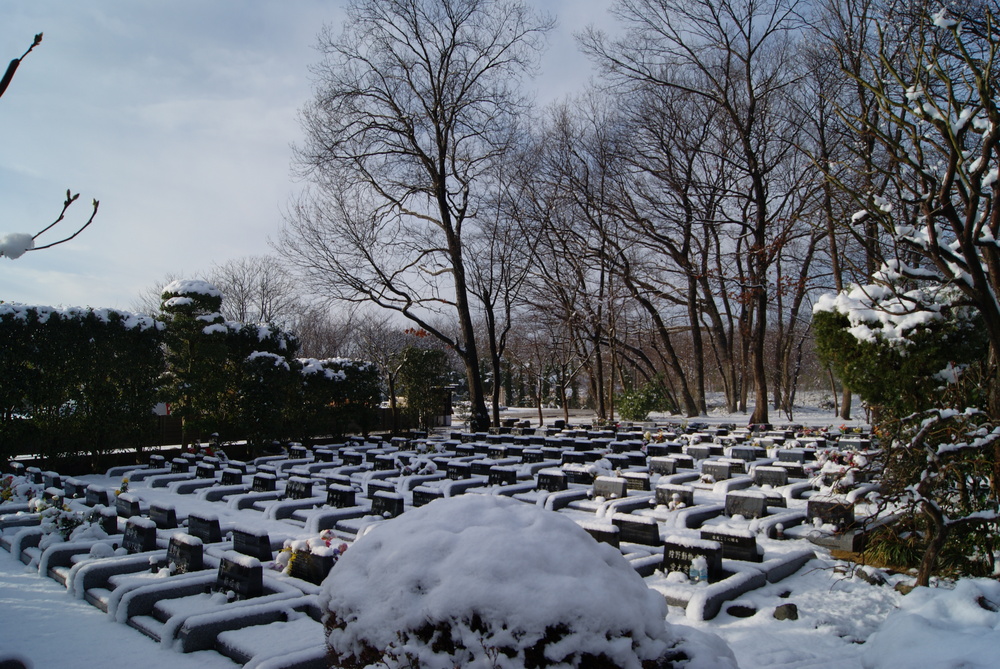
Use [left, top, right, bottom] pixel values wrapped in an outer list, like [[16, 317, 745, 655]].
[[1, 396, 998, 668]]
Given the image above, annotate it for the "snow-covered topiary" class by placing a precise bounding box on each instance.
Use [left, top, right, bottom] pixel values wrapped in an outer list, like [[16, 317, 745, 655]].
[[318, 494, 736, 668]]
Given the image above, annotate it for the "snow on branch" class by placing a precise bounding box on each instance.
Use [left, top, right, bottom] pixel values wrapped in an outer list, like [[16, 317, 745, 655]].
[[1, 190, 100, 260]]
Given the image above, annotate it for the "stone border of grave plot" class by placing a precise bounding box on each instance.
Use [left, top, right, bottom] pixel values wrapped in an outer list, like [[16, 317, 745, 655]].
[[649, 548, 816, 620]]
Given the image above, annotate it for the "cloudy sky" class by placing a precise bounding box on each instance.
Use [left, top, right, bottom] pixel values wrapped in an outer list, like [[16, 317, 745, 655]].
[[0, 1, 607, 312]]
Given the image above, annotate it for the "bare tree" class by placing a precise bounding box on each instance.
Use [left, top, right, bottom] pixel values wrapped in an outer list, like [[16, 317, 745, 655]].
[[207, 256, 301, 325], [582, 0, 812, 424], [280, 0, 553, 431]]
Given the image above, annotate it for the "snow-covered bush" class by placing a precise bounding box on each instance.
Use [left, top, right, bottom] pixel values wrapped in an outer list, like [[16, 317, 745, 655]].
[[319, 495, 736, 668]]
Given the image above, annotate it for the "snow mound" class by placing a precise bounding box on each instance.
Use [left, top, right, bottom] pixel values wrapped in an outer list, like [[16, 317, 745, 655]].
[[319, 494, 735, 668], [862, 579, 1000, 669]]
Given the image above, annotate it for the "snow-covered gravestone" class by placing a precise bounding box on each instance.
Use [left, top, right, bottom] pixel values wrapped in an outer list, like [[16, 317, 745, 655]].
[[319, 495, 737, 668]]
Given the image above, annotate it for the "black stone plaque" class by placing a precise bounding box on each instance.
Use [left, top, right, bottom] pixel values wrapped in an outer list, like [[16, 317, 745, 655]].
[[285, 478, 314, 500], [447, 462, 472, 480], [122, 518, 158, 554], [626, 452, 647, 467], [63, 479, 84, 498], [593, 476, 628, 500], [116, 494, 142, 518], [252, 473, 277, 492], [701, 461, 733, 481], [612, 514, 661, 546], [725, 491, 769, 519], [753, 466, 789, 488], [582, 524, 620, 547], [342, 451, 364, 466], [621, 472, 651, 491], [645, 444, 669, 458], [671, 454, 696, 469], [777, 449, 806, 464], [187, 514, 222, 544], [648, 457, 676, 476], [700, 528, 762, 562], [196, 463, 216, 479], [488, 466, 517, 486], [774, 462, 806, 479], [26, 467, 42, 484], [221, 469, 244, 486], [166, 533, 203, 574], [536, 470, 567, 492], [470, 461, 494, 476], [412, 487, 444, 507], [85, 486, 111, 507], [521, 449, 544, 464], [729, 447, 757, 462], [233, 528, 272, 561], [371, 492, 404, 519], [148, 454, 166, 468], [171, 458, 190, 473], [288, 550, 335, 585], [662, 538, 724, 581], [688, 446, 712, 460], [374, 454, 396, 471], [327, 484, 356, 508], [216, 554, 263, 600], [807, 498, 856, 529], [367, 479, 395, 498], [150, 504, 178, 530], [564, 467, 595, 485], [654, 484, 695, 508]]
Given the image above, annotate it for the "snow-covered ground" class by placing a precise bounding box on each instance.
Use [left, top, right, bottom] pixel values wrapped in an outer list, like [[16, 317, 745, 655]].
[[1, 396, 997, 668]]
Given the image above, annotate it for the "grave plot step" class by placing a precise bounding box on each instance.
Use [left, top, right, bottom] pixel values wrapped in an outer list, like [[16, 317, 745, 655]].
[[493, 481, 538, 497], [756, 510, 808, 539], [116, 571, 219, 622], [128, 613, 168, 642], [0, 513, 41, 532], [3, 526, 43, 556], [20, 545, 42, 567], [265, 496, 328, 521], [228, 490, 284, 511], [301, 506, 371, 534], [197, 483, 251, 502], [672, 503, 725, 529], [84, 586, 115, 611], [657, 563, 767, 621], [629, 553, 663, 577], [170, 479, 218, 495], [242, 644, 328, 669], [75, 550, 175, 607], [121, 467, 171, 483], [148, 472, 198, 488], [215, 615, 326, 668], [178, 595, 319, 653], [0, 502, 34, 516], [540, 488, 590, 511]]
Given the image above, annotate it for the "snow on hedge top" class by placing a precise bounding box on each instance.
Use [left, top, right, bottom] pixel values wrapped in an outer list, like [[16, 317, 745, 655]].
[[319, 494, 682, 667], [161, 279, 222, 298], [0, 303, 161, 331]]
